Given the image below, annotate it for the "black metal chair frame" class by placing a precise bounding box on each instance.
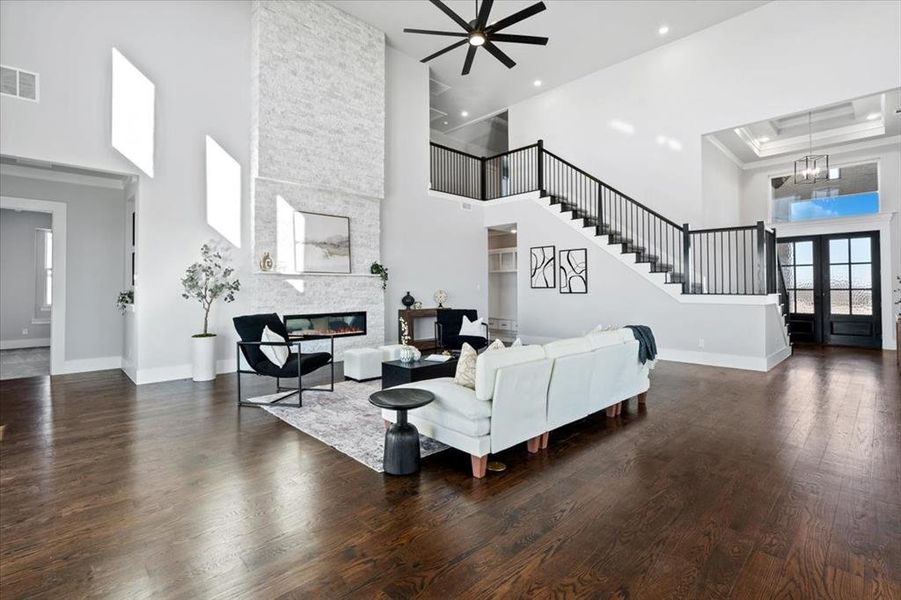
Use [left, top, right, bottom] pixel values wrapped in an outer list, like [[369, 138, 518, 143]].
[[236, 335, 335, 408]]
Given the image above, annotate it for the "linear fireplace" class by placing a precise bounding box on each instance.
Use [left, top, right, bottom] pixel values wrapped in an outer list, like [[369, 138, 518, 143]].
[[284, 311, 367, 338]]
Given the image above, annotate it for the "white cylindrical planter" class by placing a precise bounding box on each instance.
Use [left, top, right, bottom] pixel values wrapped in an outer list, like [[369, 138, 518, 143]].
[[192, 335, 217, 382]]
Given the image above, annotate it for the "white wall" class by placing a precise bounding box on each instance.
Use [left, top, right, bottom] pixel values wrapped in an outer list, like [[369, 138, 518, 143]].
[[0, 0, 253, 382], [0, 175, 126, 361], [507, 1, 901, 227], [0, 208, 52, 347], [701, 138, 742, 228], [382, 48, 488, 343]]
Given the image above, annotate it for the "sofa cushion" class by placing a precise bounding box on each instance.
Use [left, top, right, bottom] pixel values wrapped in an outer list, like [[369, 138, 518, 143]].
[[395, 377, 491, 419], [543, 336, 592, 360], [586, 329, 634, 350], [474, 345, 546, 401], [454, 343, 478, 389]]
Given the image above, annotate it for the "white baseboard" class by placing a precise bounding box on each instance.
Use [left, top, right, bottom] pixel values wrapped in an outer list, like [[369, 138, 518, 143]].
[[135, 357, 239, 385], [658, 347, 773, 372], [0, 338, 51, 350], [766, 345, 793, 370], [57, 356, 122, 375]]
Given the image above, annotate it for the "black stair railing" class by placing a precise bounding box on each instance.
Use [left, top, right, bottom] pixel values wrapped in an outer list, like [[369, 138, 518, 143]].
[[428, 140, 777, 296]]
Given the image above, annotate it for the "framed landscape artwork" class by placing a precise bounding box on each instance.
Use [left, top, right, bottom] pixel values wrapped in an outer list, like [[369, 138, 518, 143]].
[[559, 248, 588, 294], [530, 245, 556, 288], [293, 210, 351, 273]]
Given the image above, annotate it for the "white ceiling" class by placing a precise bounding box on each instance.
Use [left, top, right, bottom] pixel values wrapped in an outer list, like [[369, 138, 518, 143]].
[[709, 89, 901, 166], [327, 0, 769, 132]]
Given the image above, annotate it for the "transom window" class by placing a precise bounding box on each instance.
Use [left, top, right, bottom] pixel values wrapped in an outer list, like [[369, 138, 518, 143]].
[[772, 162, 879, 223]]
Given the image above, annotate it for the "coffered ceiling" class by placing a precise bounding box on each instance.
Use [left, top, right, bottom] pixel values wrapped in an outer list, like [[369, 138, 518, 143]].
[[327, 0, 768, 131], [709, 89, 901, 166]]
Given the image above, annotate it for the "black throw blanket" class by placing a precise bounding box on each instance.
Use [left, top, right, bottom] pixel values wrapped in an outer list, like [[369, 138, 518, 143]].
[[624, 325, 657, 364]]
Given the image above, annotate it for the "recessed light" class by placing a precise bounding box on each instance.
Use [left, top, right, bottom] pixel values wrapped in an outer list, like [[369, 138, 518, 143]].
[[866, 112, 881, 121], [461, 111, 469, 117], [656, 135, 666, 145], [533, 80, 542, 87], [443, 121, 448, 125], [757, 136, 770, 143], [658, 25, 669, 35]]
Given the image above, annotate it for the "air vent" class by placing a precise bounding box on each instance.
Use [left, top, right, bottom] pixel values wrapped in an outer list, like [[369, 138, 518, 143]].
[[429, 107, 448, 122], [429, 78, 451, 97], [0, 65, 39, 101]]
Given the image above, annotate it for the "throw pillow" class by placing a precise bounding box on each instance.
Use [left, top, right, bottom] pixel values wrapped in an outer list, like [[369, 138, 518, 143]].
[[458, 315, 485, 338], [260, 325, 289, 367], [511, 337, 523, 347], [454, 343, 478, 389], [487, 338, 505, 351]]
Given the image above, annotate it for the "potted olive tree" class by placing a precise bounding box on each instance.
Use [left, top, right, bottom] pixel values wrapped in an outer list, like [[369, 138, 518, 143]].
[[181, 243, 240, 381]]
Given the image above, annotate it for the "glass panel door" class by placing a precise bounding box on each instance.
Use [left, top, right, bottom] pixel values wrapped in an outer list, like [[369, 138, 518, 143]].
[[778, 232, 882, 348], [821, 232, 881, 347]]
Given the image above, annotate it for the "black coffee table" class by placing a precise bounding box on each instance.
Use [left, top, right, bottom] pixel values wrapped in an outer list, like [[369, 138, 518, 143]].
[[369, 388, 435, 475], [381, 358, 458, 389]]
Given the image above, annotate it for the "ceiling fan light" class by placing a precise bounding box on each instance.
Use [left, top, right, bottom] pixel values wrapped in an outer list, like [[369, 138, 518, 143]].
[[469, 32, 486, 46]]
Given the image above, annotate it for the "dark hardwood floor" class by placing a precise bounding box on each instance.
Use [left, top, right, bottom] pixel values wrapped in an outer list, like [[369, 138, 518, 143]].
[[1, 346, 898, 599]]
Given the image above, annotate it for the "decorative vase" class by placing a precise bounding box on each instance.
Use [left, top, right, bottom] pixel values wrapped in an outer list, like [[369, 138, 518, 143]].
[[399, 345, 415, 363], [413, 301, 422, 310], [192, 335, 217, 382], [401, 291, 415, 309], [259, 252, 274, 272]]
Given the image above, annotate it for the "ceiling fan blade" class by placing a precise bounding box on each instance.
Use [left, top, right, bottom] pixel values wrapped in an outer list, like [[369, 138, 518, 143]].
[[486, 1, 546, 34], [483, 41, 516, 69], [489, 33, 548, 45], [404, 28, 468, 37], [429, 0, 472, 32], [475, 0, 494, 30], [420, 39, 468, 63], [461, 44, 478, 75]]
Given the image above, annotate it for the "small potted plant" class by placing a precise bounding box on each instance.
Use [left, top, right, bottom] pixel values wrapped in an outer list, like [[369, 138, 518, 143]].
[[116, 290, 134, 314], [370, 261, 388, 290], [181, 242, 240, 382]]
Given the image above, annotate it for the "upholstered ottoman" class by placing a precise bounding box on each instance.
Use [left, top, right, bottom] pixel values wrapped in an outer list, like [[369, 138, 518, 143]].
[[379, 344, 406, 361], [344, 348, 382, 381]]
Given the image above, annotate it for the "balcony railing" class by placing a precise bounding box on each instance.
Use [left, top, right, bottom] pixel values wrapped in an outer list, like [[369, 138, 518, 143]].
[[429, 140, 778, 296]]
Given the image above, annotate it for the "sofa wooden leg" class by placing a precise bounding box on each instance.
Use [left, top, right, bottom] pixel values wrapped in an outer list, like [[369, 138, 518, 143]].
[[637, 391, 648, 405], [606, 406, 617, 418], [527, 436, 541, 454], [540, 432, 549, 449], [471, 454, 488, 478], [384, 419, 391, 430]]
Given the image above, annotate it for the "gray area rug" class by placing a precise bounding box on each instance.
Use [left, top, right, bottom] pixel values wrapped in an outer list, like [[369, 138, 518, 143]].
[[260, 380, 448, 473], [0, 348, 50, 380]]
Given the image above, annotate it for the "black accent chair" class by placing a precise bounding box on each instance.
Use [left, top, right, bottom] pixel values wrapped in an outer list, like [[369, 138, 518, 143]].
[[434, 309, 489, 351], [234, 313, 334, 408]]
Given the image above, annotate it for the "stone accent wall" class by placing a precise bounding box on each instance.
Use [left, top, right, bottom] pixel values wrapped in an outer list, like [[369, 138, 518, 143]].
[[250, 0, 386, 358]]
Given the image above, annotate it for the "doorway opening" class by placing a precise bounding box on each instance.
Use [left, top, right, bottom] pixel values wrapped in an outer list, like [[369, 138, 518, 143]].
[[778, 232, 881, 348], [487, 224, 518, 343]]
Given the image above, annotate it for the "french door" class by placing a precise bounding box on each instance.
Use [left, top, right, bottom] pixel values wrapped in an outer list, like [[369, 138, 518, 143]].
[[777, 232, 881, 348]]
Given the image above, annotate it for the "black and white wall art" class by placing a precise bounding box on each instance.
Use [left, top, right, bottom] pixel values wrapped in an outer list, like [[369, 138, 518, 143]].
[[559, 248, 588, 294], [530, 245, 556, 288], [293, 211, 351, 273]]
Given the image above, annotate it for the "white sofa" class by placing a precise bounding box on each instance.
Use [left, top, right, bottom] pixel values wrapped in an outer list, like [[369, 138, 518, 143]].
[[383, 330, 650, 477]]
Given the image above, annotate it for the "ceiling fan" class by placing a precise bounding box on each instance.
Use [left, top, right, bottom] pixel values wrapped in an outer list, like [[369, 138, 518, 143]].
[[404, 0, 548, 76]]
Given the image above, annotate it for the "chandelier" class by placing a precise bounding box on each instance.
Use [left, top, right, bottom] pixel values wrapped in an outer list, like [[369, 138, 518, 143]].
[[793, 112, 828, 184]]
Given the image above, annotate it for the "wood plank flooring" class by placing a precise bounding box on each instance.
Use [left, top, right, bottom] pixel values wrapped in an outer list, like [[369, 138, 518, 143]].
[[1, 346, 898, 598]]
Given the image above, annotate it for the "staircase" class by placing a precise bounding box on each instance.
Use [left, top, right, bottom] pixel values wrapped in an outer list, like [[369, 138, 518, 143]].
[[431, 139, 785, 301]]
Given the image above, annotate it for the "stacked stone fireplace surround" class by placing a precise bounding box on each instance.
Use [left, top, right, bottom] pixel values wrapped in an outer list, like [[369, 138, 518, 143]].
[[250, 0, 385, 359]]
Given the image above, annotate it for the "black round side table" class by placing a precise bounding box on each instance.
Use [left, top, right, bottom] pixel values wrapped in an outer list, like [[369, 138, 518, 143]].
[[369, 388, 434, 475]]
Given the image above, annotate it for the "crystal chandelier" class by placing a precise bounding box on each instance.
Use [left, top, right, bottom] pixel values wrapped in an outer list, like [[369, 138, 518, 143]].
[[793, 112, 828, 184]]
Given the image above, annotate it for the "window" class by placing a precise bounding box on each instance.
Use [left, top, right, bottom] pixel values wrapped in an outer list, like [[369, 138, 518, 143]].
[[34, 228, 52, 319], [772, 162, 879, 223], [778, 240, 814, 314]]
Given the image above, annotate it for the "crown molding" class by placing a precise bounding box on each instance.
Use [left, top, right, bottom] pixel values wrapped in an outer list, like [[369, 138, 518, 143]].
[[0, 164, 126, 190]]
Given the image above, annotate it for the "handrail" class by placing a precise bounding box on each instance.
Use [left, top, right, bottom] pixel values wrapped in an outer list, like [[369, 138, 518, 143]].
[[484, 142, 540, 161], [429, 141, 479, 157]]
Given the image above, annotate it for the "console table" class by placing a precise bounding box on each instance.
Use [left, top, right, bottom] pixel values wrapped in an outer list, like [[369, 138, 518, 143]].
[[397, 308, 439, 352]]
